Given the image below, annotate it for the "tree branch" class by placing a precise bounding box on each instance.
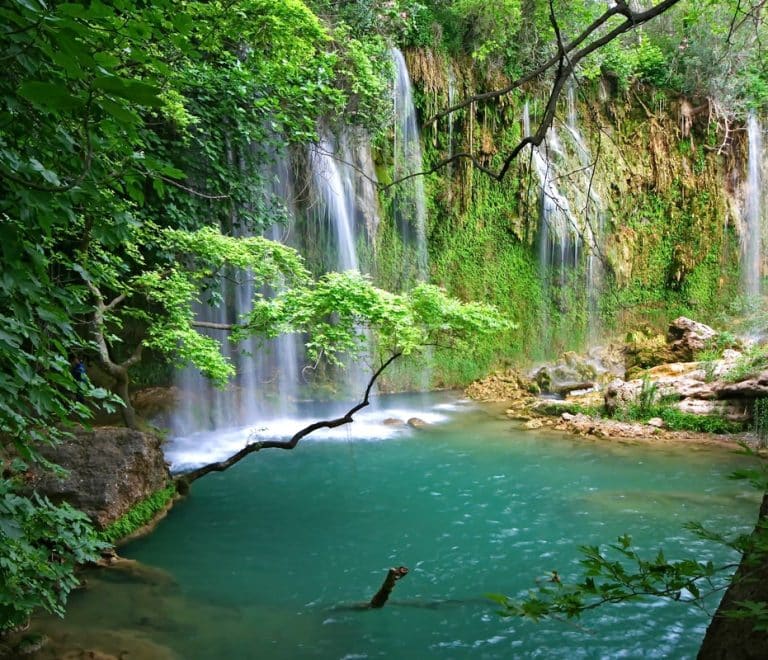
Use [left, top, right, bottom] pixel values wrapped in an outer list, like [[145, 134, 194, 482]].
[[178, 351, 403, 483], [383, 0, 682, 186]]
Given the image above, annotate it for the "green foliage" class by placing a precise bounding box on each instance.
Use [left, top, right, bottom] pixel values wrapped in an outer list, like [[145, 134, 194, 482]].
[[724, 345, 768, 383], [492, 532, 723, 622], [98, 484, 177, 545], [659, 408, 743, 435], [0, 477, 107, 632], [753, 398, 768, 449], [245, 271, 514, 368]]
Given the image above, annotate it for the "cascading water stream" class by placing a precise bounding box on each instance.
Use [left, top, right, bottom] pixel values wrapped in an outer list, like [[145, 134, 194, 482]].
[[743, 112, 764, 299], [523, 101, 580, 282], [392, 47, 428, 284], [564, 84, 605, 341], [311, 135, 360, 272], [309, 130, 382, 397], [173, 154, 305, 435]]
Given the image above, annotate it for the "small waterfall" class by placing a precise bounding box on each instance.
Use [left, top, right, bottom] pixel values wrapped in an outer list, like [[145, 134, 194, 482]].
[[309, 130, 382, 397], [173, 154, 304, 435], [392, 48, 428, 284], [743, 112, 764, 299], [311, 134, 359, 272], [563, 84, 605, 340], [523, 101, 580, 282]]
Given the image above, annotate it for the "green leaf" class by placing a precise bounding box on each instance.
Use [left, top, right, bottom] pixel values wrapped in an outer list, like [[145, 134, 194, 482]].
[[93, 76, 162, 107], [18, 81, 84, 112]]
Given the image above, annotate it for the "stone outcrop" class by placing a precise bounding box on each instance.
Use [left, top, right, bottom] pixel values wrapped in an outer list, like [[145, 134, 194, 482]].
[[530, 346, 624, 396], [464, 369, 534, 401], [30, 428, 171, 529], [666, 316, 718, 362]]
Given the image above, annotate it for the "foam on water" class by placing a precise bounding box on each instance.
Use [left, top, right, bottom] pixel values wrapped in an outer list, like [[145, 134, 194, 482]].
[[165, 398, 460, 471]]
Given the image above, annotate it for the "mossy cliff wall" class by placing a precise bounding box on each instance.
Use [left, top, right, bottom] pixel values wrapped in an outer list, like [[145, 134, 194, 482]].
[[372, 48, 747, 385]]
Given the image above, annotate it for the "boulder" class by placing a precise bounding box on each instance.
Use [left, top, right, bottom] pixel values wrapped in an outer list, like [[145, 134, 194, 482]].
[[465, 369, 534, 401], [604, 378, 643, 415], [624, 330, 673, 376], [407, 417, 429, 429], [30, 427, 171, 529], [383, 417, 406, 426], [667, 317, 717, 361]]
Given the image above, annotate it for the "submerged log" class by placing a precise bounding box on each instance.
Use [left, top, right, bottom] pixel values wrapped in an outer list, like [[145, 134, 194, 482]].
[[369, 566, 409, 608]]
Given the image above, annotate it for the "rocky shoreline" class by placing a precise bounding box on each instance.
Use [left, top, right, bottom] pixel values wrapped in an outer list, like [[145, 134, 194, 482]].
[[467, 317, 766, 447]]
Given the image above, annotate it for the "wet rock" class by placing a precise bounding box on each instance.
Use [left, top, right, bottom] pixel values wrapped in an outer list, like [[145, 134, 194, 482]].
[[407, 417, 429, 429], [677, 398, 750, 421], [383, 417, 406, 426], [30, 428, 171, 529], [524, 419, 544, 430]]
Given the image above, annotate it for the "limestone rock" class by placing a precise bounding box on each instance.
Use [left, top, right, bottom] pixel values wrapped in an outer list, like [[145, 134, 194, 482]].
[[624, 330, 673, 375], [667, 317, 717, 362], [647, 417, 665, 428], [465, 369, 533, 401], [383, 417, 406, 426], [716, 370, 768, 398], [407, 417, 428, 428], [676, 398, 750, 421], [30, 428, 171, 529], [604, 378, 642, 415], [524, 419, 544, 430]]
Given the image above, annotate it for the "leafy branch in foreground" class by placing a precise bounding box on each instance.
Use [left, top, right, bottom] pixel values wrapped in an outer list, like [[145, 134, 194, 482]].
[[493, 445, 768, 641], [490, 533, 734, 622]]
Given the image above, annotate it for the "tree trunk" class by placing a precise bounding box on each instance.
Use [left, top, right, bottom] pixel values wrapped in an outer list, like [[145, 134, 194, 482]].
[[698, 492, 768, 659], [113, 369, 138, 430]]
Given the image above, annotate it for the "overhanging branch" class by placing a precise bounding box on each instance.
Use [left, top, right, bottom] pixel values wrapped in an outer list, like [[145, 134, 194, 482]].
[[178, 351, 403, 483]]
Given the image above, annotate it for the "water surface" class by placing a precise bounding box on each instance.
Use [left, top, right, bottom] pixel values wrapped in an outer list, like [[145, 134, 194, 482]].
[[36, 394, 760, 659]]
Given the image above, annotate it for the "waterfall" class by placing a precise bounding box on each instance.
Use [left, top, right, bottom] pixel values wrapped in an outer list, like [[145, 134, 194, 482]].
[[308, 130, 382, 397], [311, 134, 359, 272], [563, 84, 605, 341], [523, 101, 580, 282], [392, 48, 428, 284], [172, 154, 304, 435], [743, 112, 764, 299]]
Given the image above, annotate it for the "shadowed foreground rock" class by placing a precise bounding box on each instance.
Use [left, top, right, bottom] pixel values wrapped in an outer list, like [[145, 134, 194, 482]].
[[30, 427, 170, 529]]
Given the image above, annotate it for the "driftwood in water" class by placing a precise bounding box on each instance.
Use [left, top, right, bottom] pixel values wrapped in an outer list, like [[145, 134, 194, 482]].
[[369, 566, 409, 608]]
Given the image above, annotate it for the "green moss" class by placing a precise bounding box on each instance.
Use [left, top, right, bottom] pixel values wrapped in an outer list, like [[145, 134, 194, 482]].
[[98, 483, 177, 544]]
